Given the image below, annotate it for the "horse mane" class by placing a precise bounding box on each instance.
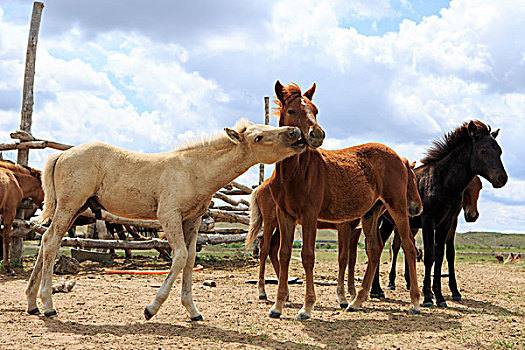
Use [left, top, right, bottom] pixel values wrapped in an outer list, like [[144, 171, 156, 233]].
[[272, 83, 302, 117], [0, 159, 41, 180], [176, 118, 253, 152], [420, 120, 491, 165]]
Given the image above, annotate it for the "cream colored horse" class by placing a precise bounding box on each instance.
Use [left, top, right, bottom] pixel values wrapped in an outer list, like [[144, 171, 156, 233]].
[[26, 119, 305, 321]]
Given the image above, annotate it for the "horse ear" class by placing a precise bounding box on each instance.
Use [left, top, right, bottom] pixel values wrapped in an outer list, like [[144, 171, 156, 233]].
[[491, 128, 500, 139], [275, 80, 285, 103], [224, 128, 243, 144], [410, 161, 416, 168], [467, 121, 479, 139], [303, 83, 316, 101]]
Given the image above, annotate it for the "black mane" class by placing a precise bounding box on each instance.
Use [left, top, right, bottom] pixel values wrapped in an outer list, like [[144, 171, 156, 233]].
[[420, 120, 490, 165]]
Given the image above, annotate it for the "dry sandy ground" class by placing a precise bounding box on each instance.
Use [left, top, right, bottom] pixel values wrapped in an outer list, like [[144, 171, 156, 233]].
[[0, 256, 523, 350]]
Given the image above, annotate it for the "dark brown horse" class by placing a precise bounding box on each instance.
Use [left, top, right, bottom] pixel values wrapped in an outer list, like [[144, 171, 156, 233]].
[[371, 121, 506, 307], [247, 158, 421, 308], [249, 81, 422, 319], [0, 160, 44, 274], [371, 175, 483, 297]]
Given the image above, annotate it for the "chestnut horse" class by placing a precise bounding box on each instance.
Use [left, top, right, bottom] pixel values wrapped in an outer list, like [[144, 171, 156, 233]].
[[373, 175, 483, 296], [0, 160, 44, 274], [370, 121, 506, 307], [255, 81, 422, 319], [26, 120, 305, 320], [247, 158, 421, 308]]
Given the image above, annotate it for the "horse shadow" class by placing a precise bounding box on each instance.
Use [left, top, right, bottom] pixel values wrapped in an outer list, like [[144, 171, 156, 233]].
[[41, 318, 323, 350]]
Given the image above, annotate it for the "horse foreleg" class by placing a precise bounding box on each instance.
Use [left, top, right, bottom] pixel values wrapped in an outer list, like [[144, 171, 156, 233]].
[[421, 219, 436, 307], [145, 212, 186, 320], [432, 222, 450, 308], [269, 209, 295, 319], [446, 218, 461, 301], [297, 217, 317, 320], [384, 221, 398, 290], [347, 227, 361, 300], [180, 217, 202, 321]]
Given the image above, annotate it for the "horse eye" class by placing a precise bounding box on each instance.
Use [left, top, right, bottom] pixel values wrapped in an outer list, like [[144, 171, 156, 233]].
[[254, 136, 263, 142], [287, 109, 295, 115]]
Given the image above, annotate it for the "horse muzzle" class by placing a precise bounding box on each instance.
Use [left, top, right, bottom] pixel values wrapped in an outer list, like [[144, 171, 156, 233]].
[[489, 170, 508, 188], [305, 126, 325, 149], [464, 210, 479, 223], [408, 202, 422, 217]]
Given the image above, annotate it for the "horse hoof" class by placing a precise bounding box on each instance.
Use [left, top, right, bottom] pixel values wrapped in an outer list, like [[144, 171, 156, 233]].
[[259, 295, 268, 301], [340, 302, 348, 309], [452, 295, 462, 302], [379, 292, 385, 299], [297, 313, 310, 320], [144, 307, 154, 320], [268, 310, 281, 319], [191, 315, 203, 321], [421, 301, 434, 308], [387, 285, 395, 291], [346, 306, 358, 312], [437, 301, 448, 308], [44, 310, 57, 317], [408, 308, 421, 315], [28, 308, 40, 315]]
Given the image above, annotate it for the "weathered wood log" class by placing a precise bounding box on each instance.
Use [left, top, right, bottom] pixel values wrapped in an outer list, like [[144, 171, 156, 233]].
[[214, 205, 249, 212], [0, 140, 73, 151], [219, 189, 250, 196], [202, 228, 247, 235], [230, 180, 253, 194], [209, 209, 249, 225], [213, 192, 249, 207]]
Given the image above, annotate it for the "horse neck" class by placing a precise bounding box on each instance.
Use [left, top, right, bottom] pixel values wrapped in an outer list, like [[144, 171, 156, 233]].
[[274, 148, 317, 187], [175, 143, 255, 195], [434, 143, 476, 196], [11, 172, 42, 200]]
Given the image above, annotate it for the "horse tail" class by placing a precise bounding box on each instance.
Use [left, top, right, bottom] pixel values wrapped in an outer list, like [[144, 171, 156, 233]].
[[39, 153, 61, 224], [246, 186, 262, 247]]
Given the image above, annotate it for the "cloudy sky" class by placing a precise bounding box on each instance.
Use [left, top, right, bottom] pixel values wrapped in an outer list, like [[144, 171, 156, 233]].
[[0, 0, 523, 233]]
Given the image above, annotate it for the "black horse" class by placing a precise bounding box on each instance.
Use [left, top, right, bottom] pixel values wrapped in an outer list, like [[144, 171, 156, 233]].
[[370, 120, 507, 308]]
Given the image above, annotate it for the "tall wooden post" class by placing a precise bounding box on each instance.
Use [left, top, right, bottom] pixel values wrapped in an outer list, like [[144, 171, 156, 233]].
[[258, 96, 270, 185], [11, 2, 45, 267]]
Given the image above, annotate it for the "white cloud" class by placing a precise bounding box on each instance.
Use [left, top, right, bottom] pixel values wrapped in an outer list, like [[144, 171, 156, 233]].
[[1, 0, 524, 232]]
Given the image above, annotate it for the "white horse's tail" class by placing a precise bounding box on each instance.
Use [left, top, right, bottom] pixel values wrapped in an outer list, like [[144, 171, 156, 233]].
[[39, 153, 61, 224], [246, 186, 262, 247]]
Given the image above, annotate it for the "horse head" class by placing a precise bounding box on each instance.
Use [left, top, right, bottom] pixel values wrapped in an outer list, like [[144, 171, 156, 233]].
[[224, 119, 304, 164], [468, 121, 507, 188], [404, 159, 422, 217], [462, 175, 482, 222], [274, 81, 325, 149]]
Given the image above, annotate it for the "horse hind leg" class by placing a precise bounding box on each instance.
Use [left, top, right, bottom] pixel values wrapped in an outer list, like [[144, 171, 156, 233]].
[[180, 217, 202, 321], [387, 205, 421, 315], [348, 205, 384, 312], [336, 224, 351, 308], [144, 213, 188, 320], [1, 210, 16, 275], [38, 206, 85, 316], [258, 222, 278, 301]]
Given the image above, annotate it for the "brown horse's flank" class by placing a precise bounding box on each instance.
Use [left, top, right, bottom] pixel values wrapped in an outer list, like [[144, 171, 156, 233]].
[[0, 161, 43, 274], [251, 81, 421, 319]]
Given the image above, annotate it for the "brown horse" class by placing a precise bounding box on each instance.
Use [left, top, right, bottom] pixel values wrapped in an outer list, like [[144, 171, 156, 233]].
[[247, 158, 421, 308], [0, 160, 44, 274], [250, 81, 422, 319]]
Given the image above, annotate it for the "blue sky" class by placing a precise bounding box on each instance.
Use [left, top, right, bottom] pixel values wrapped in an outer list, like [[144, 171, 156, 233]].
[[0, 0, 523, 233]]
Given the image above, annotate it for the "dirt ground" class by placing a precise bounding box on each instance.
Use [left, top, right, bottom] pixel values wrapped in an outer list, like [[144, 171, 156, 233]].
[[0, 255, 523, 350]]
